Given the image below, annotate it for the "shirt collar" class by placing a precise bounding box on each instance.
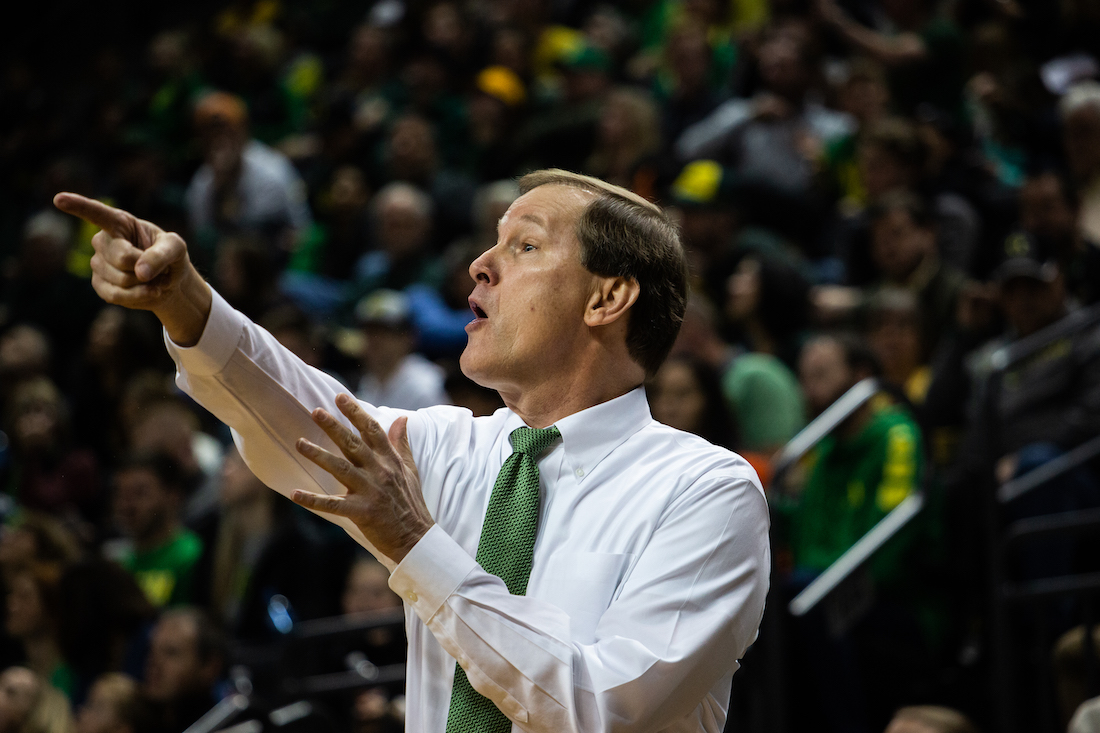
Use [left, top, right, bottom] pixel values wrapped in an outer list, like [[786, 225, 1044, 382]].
[[551, 386, 652, 481]]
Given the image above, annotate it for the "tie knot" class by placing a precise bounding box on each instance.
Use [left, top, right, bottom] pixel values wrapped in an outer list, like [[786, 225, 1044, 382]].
[[509, 426, 561, 457]]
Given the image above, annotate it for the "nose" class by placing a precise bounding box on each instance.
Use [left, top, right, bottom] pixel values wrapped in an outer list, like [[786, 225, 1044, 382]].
[[469, 247, 497, 286]]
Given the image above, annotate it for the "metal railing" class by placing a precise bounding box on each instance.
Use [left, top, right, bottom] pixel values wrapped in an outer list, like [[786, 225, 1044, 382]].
[[983, 302, 1100, 733]]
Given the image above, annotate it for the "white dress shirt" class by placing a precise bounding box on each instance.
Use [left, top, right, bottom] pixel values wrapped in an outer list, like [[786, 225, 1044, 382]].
[[356, 352, 450, 411], [167, 290, 770, 733]]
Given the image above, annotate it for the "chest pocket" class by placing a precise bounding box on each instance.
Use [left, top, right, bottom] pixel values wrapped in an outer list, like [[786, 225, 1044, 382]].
[[536, 552, 634, 643]]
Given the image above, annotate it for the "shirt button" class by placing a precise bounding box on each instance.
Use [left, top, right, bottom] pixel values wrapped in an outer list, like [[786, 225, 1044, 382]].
[[406, 591, 418, 603], [575, 468, 585, 478]]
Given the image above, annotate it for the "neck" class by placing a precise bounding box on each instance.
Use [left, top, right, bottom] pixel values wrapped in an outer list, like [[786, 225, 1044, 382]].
[[496, 351, 645, 428]]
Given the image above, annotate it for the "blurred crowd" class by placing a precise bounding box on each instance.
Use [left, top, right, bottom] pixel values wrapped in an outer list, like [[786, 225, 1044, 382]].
[[3, 0, 1100, 731]]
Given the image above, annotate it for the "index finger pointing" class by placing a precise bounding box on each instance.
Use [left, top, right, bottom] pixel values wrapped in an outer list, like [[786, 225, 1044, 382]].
[[53, 193, 130, 237]]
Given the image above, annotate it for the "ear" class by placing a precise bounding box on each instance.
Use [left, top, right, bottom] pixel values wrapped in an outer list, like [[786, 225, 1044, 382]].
[[584, 276, 640, 328]]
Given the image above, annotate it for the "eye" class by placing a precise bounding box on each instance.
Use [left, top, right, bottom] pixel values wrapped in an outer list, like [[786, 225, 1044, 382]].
[[522, 243, 537, 252]]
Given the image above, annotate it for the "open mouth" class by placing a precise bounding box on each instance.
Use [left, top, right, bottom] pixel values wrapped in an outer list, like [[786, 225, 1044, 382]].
[[469, 299, 487, 319]]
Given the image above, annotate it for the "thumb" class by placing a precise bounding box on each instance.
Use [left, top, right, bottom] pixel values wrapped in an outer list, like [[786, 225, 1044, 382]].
[[134, 231, 187, 282], [388, 416, 415, 468]]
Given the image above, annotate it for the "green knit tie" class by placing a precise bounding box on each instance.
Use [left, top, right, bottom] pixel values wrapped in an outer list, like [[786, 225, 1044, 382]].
[[445, 425, 561, 733]]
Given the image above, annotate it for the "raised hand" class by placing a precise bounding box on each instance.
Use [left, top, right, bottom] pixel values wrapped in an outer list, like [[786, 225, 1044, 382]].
[[53, 193, 211, 346], [293, 393, 434, 563]]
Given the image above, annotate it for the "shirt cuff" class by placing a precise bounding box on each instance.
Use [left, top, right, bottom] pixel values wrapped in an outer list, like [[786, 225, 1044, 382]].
[[389, 524, 478, 622], [163, 288, 246, 376]]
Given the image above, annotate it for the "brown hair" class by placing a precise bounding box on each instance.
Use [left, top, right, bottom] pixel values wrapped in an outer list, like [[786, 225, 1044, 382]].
[[517, 169, 688, 376]]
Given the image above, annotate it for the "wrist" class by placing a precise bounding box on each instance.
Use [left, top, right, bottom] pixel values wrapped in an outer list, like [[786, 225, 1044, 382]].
[[157, 265, 213, 347]]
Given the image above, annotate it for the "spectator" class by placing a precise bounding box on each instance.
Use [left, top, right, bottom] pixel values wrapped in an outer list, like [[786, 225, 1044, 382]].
[[0, 513, 82, 583], [865, 288, 932, 406], [866, 191, 966, 348], [142, 608, 225, 733], [56, 560, 156, 699], [191, 445, 334, 639], [676, 20, 853, 240], [815, 0, 965, 117], [184, 91, 312, 267], [1, 212, 102, 385], [0, 666, 74, 733], [789, 333, 923, 580], [353, 290, 449, 411], [75, 673, 150, 733], [1, 378, 99, 519], [110, 453, 203, 609], [584, 87, 662, 193], [648, 354, 738, 449], [4, 564, 75, 698], [351, 182, 446, 299], [0, 326, 51, 404]]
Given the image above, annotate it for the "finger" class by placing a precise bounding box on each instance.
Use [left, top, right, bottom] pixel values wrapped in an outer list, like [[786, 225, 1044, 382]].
[[297, 434, 372, 485], [92, 230, 142, 272], [134, 231, 186, 282], [53, 193, 132, 237], [90, 273, 166, 308], [290, 488, 350, 517], [335, 394, 391, 454], [309, 407, 374, 468], [90, 252, 144, 289]]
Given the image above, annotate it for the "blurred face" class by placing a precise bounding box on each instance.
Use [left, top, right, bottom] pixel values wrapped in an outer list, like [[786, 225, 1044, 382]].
[[1019, 174, 1075, 242], [113, 467, 174, 544], [867, 311, 923, 385], [840, 77, 888, 125], [1064, 106, 1100, 181], [76, 680, 129, 733], [799, 339, 854, 417], [1000, 275, 1066, 337], [461, 185, 600, 393], [5, 575, 45, 639], [650, 361, 706, 433], [0, 668, 38, 733], [342, 561, 401, 614], [870, 209, 933, 282], [378, 197, 430, 259], [726, 257, 762, 323], [758, 37, 806, 97], [858, 143, 910, 199], [144, 616, 206, 702]]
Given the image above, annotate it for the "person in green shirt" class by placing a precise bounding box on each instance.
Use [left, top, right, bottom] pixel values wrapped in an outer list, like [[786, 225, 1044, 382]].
[[112, 453, 204, 608], [791, 333, 923, 583]]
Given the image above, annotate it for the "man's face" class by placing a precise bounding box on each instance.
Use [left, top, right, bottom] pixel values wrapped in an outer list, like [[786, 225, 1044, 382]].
[[113, 468, 173, 544], [1019, 174, 1075, 242], [799, 339, 855, 417], [461, 185, 599, 393], [144, 615, 208, 702], [871, 208, 932, 282]]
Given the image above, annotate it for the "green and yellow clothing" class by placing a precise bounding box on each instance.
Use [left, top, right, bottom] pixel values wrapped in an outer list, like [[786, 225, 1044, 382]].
[[790, 401, 923, 583], [120, 529, 204, 608]]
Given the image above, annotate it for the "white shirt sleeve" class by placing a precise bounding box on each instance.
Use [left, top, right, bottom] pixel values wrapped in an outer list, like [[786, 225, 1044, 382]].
[[388, 474, 770, 732], [166, 288, 410, 570]]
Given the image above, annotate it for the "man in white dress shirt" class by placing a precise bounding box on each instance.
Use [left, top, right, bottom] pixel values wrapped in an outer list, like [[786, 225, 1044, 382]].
[[55, 169, 769, 733]]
